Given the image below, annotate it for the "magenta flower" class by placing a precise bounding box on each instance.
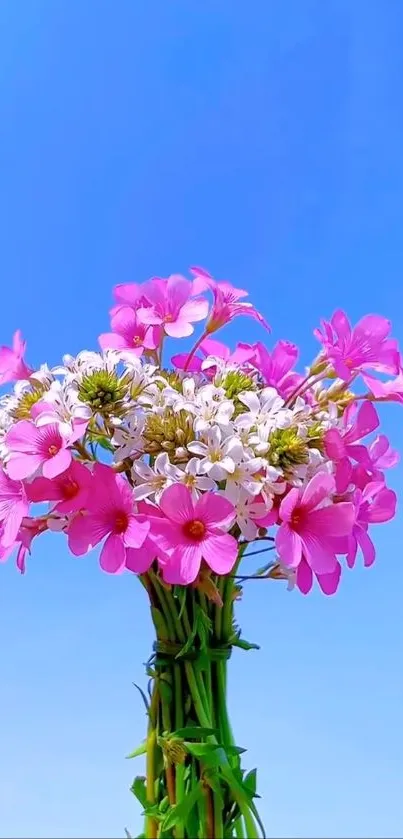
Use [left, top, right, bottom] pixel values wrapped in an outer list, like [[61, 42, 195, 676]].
[[67, 464, 150, 573], [172, 338, 255, 373], [137, 274, 209, 338], [296, 557, 342, 596], [324, 401, 379, 493], [0, 330, 32, 385], [113, 282, 148, 308], [314, 310, 400, 382], [276, 472, 355, 575], [345, 482, 397, 569], [148, 484, 237, 585], [190, 266, 270, 334], [0, 466, 29, 549], [5, 421, 75, 480], [353, 434, 399, 489], [99, 306, 161, 355], [362, 365, 403, 404], [252, 340, 302, 399], [27, 460, 93, 514]]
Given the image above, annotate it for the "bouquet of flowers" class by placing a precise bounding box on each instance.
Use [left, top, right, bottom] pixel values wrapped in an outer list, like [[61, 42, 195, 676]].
[[0, 267, 401, 838]]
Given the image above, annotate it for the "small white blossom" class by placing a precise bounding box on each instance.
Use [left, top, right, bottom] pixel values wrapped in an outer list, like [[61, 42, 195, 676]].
[[188, 426, 243, 480]]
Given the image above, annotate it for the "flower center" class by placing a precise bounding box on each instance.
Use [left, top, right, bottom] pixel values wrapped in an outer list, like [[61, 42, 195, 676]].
[[165, 314, 174, 322], [114, 512, 129, 533], [291, 510, 303, 529], [62, 480, 79, 499], [133, 335, 142, 346], [184, 519, 206, 540], [48, 444, 59, 456]]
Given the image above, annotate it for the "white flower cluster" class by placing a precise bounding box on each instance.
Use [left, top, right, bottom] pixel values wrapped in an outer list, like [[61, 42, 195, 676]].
[[0, 349, 340, 542]]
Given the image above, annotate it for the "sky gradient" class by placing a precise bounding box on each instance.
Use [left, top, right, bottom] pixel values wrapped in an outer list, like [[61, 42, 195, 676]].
[[1, 2, 403, 837]]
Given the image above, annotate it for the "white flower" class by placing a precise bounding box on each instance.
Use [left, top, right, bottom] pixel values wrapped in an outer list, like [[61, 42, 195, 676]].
[[132, 452, 174, 502], [224, 457, 265, 499], [112, 410, 146, 459], [222, 487, 268, 542], [32, 380, 91, 435], [236, 388, 288, 432], [179, 384, 234, 433], [164, 457, 217, 501], [188, 426, 243, 480]]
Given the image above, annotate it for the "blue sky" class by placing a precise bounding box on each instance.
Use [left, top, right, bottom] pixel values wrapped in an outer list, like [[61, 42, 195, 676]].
[[1, 2, 403, 836]]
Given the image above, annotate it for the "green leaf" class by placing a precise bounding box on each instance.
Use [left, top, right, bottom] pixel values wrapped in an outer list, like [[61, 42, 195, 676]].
[[221, 764, 265, 836], [130, 776, 147, 809], [225, 745, 246, 756], [204, 770, 224, 810], [161, 781, 202, 831], [126, 741, 147, 759], [173, 726, 218, 740], [150, 606, 168, 639], [132, 682, 149, 713], [243, 768, 258, 797], [232, 637, 260, 652], [186, 742, 227, 768]]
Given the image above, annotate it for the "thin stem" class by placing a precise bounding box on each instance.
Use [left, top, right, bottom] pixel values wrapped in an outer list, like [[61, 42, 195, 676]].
[[183, 331, 207, 371]]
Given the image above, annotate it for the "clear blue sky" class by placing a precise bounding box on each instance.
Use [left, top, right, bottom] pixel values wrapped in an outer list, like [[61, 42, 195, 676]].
[[1, 2, 403, 837]]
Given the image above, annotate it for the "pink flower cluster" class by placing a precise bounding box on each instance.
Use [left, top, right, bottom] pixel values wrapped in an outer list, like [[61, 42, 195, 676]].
[[0, 268, 401, 596]]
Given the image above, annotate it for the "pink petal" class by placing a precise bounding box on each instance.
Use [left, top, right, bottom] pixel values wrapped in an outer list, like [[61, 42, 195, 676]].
[[354, 314, 391, 343], [200, 338, 230, 360], [308, 502, 355, 537], [331, 310, 352, 347], [67, 514, 108, 555], [201, 533, 238, 575], [365, 487, 397, 523], [114, 282, 143, 306], [278, 488, 299, 522], [296, 558, 313, 594], [194, 492, 235, 529], [350, 401, 379, 441], [316, 561, 341, 595], [6, 454, 43, 480], [159, 484, 195, 524], [171, 353, 203, 372], [324, 429, 345, 461], [25, 476, 61, 503], [356, 527, 376, 567], [100, 533, 126, 573], [136, 306, 163, 325], [334, 457, 353, 494], [42, 448, 71, 479], [6, 420, 40, 451], [125, 539, 156, 574], [2, 503, 26, 547], [276, 523, 302, 567], [164, 542, 202, 584], [98, 332, 128, 350], [166, 274, 192, 311], [301, 472, 335, 511], [180, 297, 209, 323], [164, 319, 194, 338], [124, 515, 150, 548], [300, 532, 338, 574]]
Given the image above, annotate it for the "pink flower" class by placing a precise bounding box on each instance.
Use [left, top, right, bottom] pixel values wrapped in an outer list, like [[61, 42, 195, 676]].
[[99, 306, 161, 355], [0, 466, 29, 548], [361, 365, 403, 404], [26, 460, 93, 514], [171, 338, 255, 373], [295, 557, 342, 596], [113, 282, 148, 308], [345, 482, 397, 569], [252, 340, 302, 399], [0, 330, 32, 385], [148, 484, 237, 585], [353, 434, 399, 490], [190, 266, 270, 334], [324, 401, 379, 493], [276, 473, 355, 575], [67, 464, 150, 573], [314, 310, 400, 382], [137, 275, 209, 338], [0, 515, 48, 573], [5, 421, 75, 480]]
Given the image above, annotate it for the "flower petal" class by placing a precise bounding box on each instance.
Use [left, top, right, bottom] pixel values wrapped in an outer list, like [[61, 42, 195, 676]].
[[276, 523, 302, 567], [100, 533, 126, 573], [159, 484, 195, 524], [201, 533, 238, 574]]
